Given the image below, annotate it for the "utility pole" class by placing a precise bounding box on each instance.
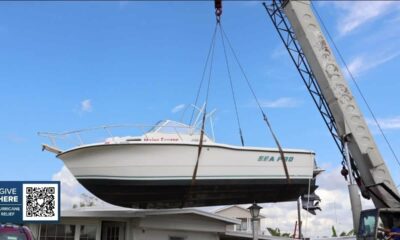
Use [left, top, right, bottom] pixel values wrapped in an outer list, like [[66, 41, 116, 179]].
[[297, 198, 302, 239]]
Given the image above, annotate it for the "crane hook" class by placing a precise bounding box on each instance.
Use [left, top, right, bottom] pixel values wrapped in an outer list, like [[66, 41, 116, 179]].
[[215, 0, 222, 22]]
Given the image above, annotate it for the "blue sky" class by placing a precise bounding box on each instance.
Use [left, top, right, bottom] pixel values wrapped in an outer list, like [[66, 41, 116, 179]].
[[1, 1, 400, 235]]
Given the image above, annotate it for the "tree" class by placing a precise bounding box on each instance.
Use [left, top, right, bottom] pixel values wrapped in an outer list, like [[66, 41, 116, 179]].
[[72, 193, 99, 208], [340, 229, 354, 236], [267, 227, 281, 236], [332, 226, 337, 237], [332, 226, 354, 237], [267, 227, 293, 237]]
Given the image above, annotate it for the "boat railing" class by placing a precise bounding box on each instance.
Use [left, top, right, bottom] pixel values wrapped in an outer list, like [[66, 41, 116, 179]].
[[38, 123, 200, 150]]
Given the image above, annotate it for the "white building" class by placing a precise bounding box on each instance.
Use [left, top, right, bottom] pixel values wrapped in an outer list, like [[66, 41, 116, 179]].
[[26, 206, 283, 240], [27, 207, 239, 240], [214, 205, 266, 235]]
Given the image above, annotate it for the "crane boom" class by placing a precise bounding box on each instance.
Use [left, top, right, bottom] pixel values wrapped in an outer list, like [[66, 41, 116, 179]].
[[269, 0, 400, 209]]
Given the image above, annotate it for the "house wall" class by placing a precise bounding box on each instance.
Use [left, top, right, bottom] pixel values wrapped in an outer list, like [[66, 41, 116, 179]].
[[215, 207, 251, 232], [27, 218, 114, 240], [132, 228, 218, 240], [27, 214, 225, 240], [216, 207, 251, 219], [136, 214, 227, 233], [215, 206, 263, 234]]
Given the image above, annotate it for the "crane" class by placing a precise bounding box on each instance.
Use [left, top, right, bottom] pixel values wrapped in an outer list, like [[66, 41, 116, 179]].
[[264, 0, 400, 239]]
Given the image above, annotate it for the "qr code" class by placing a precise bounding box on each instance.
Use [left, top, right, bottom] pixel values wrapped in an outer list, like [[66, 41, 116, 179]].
[[23, 183, 59, 221]]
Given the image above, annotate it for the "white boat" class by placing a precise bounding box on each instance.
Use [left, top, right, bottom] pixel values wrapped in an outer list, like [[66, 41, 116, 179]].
[[41, 119, 321, 209]]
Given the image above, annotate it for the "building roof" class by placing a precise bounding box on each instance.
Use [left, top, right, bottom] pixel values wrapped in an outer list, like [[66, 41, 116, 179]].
[[214, 205, 266, 219], [224, 230, 291, 240], [61, 205, 240, 225]]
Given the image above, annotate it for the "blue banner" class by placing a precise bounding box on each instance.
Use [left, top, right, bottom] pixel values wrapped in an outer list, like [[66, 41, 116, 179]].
[[0, 181, 60, 224]]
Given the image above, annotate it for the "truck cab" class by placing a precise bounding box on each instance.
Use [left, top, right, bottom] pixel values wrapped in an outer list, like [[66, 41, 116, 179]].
[[358, 208, 400, 240]]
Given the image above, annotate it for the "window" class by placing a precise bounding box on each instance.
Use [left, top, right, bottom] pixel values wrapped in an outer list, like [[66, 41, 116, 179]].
[[359, 211, 377, 237], [80, 225, 97, 240], [101, 221, 125, 240], [236, 218, 248, 231], [40, 224, 75, 240], [169, 237, 185, 240], [106, 226, 119, 240]]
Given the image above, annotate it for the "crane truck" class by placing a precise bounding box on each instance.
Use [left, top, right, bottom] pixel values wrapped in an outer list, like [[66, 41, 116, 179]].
[[264, 0, 400, 239]]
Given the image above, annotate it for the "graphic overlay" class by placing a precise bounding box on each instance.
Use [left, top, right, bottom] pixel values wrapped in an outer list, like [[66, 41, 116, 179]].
[[0, 181, 60, 223], [23, 183, 59, 222]]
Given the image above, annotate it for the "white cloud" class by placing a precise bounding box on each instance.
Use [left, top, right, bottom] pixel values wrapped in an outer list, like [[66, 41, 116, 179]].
[[52, 166, 114, 210], [52, 166, 84, 210], [256, 167, 374, 237], [346, 50, 400, 77], [260, 97, 300, 108], [270, 45, 287, 59], [347, 56, 364, 77], [8, 134, 26, 143], [81, 99, 92, 112], [323, 2, 400, 78], [334, 2, 397, 36], [171, 104, 185, 113], [368, 116, 400, 130]]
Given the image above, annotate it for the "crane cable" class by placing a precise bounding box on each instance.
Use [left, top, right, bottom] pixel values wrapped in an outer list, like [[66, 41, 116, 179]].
[[188, 0, 292, 200], [181, 21, 218, 208], [311, 3, 400, 170], [189, 24, 219, 126], [218, 22, 245, 146], [191, 24, 217, 185], [219, 24, 291, 183], [215, 0, 245, 146], [189, 10, 245, 146]]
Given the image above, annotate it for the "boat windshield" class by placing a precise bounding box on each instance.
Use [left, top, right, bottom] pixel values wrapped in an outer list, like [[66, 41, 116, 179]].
[[148, 120, 201, 135]]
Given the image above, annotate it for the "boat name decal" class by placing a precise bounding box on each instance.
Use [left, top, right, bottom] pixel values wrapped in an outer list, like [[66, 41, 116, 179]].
[[258, 155, 294, 162], [143, 137, 179, 142]]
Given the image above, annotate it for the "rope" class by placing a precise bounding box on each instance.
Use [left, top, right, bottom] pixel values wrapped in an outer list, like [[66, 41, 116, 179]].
[[189, 23, 219, 126], [218, 22, 245, 146], [191, 112, 207, 185], [182, 22, 218, 208], [311, 2, 400, 169], [219, 24, 291, 183], [190, 22, 218, 182], [190, 34, 217, 184]]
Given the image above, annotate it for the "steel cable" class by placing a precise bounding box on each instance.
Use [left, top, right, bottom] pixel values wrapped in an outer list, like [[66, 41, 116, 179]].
[[182, 22, 218, 208], [218, 22, 245, 146], [219, 24, 291, 183], [189, 23, 219, 126]]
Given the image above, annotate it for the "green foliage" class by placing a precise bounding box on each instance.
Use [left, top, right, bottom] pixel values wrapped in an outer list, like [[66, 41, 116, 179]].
[[281, 233, 291, 237], [267, 227, 293, 237], [332, 226, 354, 237], [339, 230, 354, 236], [267, 227, 281, 236], [346, 229, 355, 236], [332, 226, 337, 237]]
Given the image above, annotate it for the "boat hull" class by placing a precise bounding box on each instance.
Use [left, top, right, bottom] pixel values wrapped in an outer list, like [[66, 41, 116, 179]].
[[78, 178, 316, 208], [58, 143, 318, 208]]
